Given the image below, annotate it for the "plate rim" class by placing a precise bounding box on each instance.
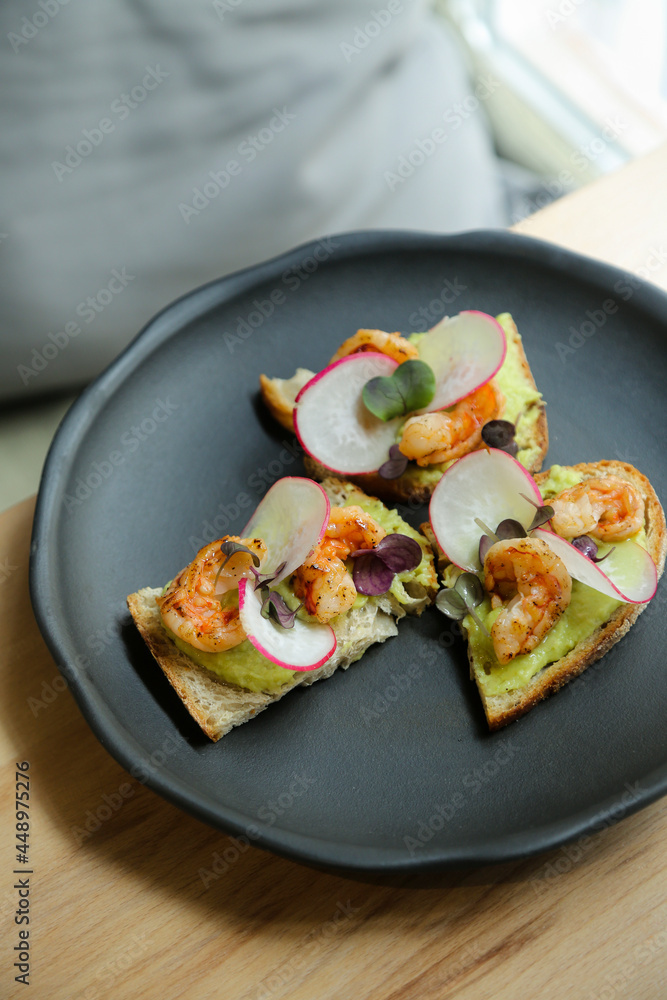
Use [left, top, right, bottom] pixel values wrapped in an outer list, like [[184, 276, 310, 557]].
[[29, 227, 667, 874]]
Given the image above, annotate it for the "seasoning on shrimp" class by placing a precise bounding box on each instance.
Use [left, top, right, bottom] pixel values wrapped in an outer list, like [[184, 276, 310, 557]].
[[550, 476, 643, 542], [329, 329, 419, 365], [293, 505, 386, 622], [158, 536, 267, 653], [483, 537, 572, 664], [398, 381, 504, 467]]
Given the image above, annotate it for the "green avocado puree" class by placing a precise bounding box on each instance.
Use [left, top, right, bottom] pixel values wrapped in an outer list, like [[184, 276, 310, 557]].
[[160, 500, 430, 691], [403, 312, 543, 486], [462, 465, 646, 697]]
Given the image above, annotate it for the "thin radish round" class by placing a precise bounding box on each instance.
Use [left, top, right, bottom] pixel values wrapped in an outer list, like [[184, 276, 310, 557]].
[[429, 448, 542, 571], [242, 477, 330, 584], [416, 311, 506, 413], [532, 528, 657, 604], [294, 353, 403, 474], [238, 579, 337, 671]]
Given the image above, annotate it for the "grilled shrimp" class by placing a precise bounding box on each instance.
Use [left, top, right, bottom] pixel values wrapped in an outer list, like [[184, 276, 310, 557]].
[[329, 329, 419, 365], [550, 476, 643, 541], [398, 382, 504, 466], [158, 536, 267, 653], [292, 505, 386, 622], [483, 537, 572, 664]]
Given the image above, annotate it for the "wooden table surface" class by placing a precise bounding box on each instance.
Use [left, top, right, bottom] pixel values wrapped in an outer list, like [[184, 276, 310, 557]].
[[3, 146, 667, 1000]]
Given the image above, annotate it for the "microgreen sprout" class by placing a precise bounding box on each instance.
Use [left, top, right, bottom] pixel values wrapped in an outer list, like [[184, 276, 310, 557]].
[[519, 493, 555, 531], [362, 359, 436, 422], [260, 590, 303, 628], [379, 443, 409, 480], [435, 572, 490, 638]]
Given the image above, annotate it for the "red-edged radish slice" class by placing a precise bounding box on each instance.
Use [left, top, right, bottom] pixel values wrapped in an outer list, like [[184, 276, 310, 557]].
[[415, 311, 506, 413], [429, 448, 542, 571], [532, 528, 657, 604], [242, 477, 330, 584], [294, 353, 403, 475], [238, 578, 336, 671]]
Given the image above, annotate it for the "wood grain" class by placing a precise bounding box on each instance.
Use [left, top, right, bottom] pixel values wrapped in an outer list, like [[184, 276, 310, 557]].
[[3, 147, 667, 999]]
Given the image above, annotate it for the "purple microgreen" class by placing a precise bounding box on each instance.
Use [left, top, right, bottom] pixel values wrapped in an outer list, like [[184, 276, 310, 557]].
[[214, 540, 261, 589], [520, 493, 554, 531], [260, 590, 302, 628], [495, 518, 527, 540], [570, 535, 597, 560], [379, 443, 409, 480], [571, 535, 615, 564], [350, 532, 422, 593], [479, 533, 495, 566], [250, 560, 287, 591], [368, 533, 422, 573], [481, 419, 518, 456], [362, 359, 436, 421], [528, 505, 554, 531], [351, 551, 396, 596]]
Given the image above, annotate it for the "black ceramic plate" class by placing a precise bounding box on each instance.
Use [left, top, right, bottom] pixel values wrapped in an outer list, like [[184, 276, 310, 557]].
[[30, 230, 667, 875]]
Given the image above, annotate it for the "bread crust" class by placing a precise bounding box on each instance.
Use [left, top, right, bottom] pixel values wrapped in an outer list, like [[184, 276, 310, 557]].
[[260, 316, 548, 503], [472, 461, 666, 730], [127, 480, 437, 740]]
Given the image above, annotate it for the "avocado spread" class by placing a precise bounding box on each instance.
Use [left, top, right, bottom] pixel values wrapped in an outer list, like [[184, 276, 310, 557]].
[[461, 465, 646, 697], [161, 500, 430, 692]]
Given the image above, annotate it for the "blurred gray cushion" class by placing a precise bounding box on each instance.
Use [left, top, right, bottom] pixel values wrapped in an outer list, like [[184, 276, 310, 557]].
[[0, 0, 505, 399]]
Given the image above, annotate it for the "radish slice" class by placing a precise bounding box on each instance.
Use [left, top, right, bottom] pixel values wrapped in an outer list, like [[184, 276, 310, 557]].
[[416, 311, 506, 413], [238, 579, 337, 671], [294, 353, 403, 475], [242, 477, 330, 584], [429, 448, 543, 571], [532, 528, 657, 604]]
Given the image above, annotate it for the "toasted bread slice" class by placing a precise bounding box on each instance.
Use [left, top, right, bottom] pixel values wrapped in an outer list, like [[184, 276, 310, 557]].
[[259, 313, 547, 503], [425, 461, 666, 730], [127, 479, 437, 741]]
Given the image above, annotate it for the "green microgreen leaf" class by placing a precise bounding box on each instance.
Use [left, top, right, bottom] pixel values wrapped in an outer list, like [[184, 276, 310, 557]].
[[362, 359, 436, 421], [436, 572, 491, 638]]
